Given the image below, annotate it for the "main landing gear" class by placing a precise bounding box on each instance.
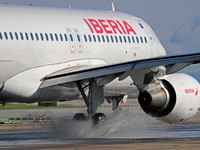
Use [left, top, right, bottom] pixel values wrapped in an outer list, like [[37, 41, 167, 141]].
[[75, 79, 106, 125], [74, 79, 126, 125], [73, 113, 87, 121]]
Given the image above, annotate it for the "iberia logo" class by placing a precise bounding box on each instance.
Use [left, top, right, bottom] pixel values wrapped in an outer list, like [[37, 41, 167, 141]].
[[185, 88, 198, 96], [83, 19, 137, 35], [185, 89, 194, 93], [195, 88, 198, 96]]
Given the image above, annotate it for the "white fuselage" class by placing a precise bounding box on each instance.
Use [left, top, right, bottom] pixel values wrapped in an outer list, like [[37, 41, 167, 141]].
[[0, 4, 166, 102]]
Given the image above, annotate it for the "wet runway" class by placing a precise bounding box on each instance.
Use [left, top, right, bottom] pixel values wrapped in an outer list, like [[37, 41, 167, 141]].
[[0, 101, 200, 149]]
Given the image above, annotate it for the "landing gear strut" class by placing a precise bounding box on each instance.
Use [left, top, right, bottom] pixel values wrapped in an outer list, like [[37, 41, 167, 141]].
[[106, 95, 124, 113], [75, 79, 106, 123]]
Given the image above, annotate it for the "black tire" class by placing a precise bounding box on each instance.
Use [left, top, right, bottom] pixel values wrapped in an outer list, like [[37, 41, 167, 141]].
[[92, 113, 106, 125], [73, 113, 87, 121]]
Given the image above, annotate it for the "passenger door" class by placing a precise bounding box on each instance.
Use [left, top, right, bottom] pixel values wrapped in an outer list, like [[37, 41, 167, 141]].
[[66, 28, 76, 53], [74, 29, 83, 53]]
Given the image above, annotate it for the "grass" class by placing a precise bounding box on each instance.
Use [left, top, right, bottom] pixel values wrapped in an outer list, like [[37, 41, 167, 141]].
[[0, 103, 84, 110], [0, 97, 136, 110]]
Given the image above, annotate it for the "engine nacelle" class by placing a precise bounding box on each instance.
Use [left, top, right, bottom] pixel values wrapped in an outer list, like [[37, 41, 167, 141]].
[[138, 73, 200, 123]]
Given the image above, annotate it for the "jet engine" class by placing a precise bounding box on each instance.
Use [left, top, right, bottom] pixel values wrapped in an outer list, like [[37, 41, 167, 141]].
[[138, 73, 200, 123]]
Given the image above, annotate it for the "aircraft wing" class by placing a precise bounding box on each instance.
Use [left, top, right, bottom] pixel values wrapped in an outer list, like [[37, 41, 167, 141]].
[[40, 53, 200, 88]]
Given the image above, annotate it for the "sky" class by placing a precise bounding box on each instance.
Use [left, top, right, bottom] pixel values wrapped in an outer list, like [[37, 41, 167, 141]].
[[0, 0, 200, 78]]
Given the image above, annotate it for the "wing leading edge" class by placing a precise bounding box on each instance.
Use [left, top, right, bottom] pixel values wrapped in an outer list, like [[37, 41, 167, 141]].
[[40, 53, 200, 88]]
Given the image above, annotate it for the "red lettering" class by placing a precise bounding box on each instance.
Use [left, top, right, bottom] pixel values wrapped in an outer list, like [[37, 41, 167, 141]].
[[185, 89, 195, 94], [123, 20, 136, 35], [84, 19, 136, 35], [98, 19, 113, 34], [83, 19, 94, 33], [88, 19, 103, 33], [107, 20, 123, 34], [116, 20, 126, 34]]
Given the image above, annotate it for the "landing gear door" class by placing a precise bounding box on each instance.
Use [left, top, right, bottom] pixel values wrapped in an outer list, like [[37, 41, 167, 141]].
[[138, 21, 158, 57]]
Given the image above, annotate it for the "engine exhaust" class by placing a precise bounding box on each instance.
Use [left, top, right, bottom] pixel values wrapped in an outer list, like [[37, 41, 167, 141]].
[[138, 89, 168, 111]]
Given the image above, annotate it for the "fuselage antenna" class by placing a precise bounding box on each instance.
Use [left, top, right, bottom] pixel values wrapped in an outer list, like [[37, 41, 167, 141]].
[[112, 2, 115, 12]]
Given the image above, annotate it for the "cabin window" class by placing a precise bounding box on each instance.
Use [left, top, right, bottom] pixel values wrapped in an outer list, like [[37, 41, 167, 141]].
[[132, 36, 135, 43], [144, 37, 147, 43], [77, 34, 80, 42], [60, 34, 63, 41], [106, 35, 109, 43], [30, 33, 34, 40], [25, 33, 29, 40], [64, 34, 68, 41], [128, 36, 131, 43], [140, 37, 143, 43], [88, 35, 92, 42], [110, 36, 114, 43], [9, 32, 13, 40], [136, 36, 139, 43], [115, 36, 118, 43], [15, 32, 18, 40], [55, 34, 58, 41], [45, 33, 49, 41], [102, 35, 105, 42], [93, 35, 96, 42], [123, 36, 127, 43], [40, 33, 44, 41], [35, 33, 39, 41], [20, 32, 24, 40], [97, 35, 101, 42], [0, 32, 2, 39], [4, 32, 8, 40], [50, 33, 53, 41], [69, 34, 73, 42], [119, 36, 122, 43], [84, 35, 87, 42]]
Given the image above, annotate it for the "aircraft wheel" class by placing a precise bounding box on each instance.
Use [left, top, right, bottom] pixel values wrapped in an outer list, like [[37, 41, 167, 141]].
[[92, 113, 106, 125], [73, 113, 87, 121]]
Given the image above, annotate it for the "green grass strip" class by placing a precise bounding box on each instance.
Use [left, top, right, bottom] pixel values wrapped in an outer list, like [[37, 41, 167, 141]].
[[0, 103, 85, 110], [0, 120, 31, 123]]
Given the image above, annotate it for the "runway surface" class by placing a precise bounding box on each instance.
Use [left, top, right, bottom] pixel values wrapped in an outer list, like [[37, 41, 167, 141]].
[[0, 100, 200, 149]]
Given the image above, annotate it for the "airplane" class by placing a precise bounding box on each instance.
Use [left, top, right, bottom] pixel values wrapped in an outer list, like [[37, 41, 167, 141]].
[[0, 3, 200, 124]]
